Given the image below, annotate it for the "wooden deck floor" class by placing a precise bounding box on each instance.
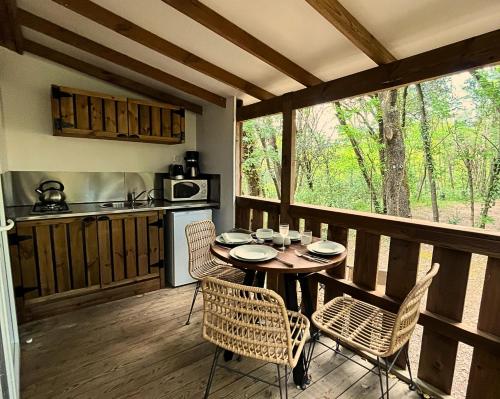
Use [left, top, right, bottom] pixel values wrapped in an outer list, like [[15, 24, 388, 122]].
[[20, 284, 420, 398]]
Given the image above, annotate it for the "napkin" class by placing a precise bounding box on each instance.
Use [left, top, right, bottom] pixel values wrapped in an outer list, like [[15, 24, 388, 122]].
[[222, 233, 232, 243]]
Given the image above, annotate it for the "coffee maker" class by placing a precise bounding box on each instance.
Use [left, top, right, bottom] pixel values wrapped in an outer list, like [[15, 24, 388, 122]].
[[185, 151, 200, 177]]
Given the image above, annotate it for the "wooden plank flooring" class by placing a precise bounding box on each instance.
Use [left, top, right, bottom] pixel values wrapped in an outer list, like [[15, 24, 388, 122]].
[[20, 284, 419, 398]]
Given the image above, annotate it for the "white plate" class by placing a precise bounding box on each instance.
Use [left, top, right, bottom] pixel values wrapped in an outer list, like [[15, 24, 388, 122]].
[[288, 230, 301, 241], [307, 241, 345, 255], [216, 232, 253, 245], [230, 245, 278, 262]]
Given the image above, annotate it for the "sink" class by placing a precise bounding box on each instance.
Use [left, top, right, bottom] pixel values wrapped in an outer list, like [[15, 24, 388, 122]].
[[99, 201, 148, 209]]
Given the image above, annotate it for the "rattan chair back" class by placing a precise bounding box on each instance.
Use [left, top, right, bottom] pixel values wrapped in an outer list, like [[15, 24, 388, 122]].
[[185, 220, 217, 280], [389, 262, 440, 355], [201, 277, 299, 367]]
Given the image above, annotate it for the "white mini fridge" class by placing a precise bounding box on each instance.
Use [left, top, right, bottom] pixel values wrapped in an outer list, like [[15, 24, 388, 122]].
[[166, 209, 213, 287]]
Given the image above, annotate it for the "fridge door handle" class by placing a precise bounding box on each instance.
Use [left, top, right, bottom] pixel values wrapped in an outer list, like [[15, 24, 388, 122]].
[[0, 219, 14, 232]]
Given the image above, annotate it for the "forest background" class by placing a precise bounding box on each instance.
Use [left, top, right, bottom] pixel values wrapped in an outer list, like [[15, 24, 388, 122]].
[[241, 66, 500, 231]]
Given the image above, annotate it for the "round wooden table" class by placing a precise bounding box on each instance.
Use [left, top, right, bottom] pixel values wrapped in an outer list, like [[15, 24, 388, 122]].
[[210, 240, 347, 388]]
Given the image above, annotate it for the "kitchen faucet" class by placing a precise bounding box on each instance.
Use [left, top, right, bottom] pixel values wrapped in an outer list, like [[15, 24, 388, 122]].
[[127, 190, 146, 204]]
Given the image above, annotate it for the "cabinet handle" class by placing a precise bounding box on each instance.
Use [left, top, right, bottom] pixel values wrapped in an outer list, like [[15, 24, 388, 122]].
[[82, 216, 96, 225], [0, 219, 14, 232], [97, 215, 110, 221], [129, 134, 140, 139], [117, 133, 127, 138]]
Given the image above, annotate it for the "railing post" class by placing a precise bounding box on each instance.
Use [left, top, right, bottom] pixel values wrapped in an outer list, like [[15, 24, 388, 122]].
[[279, 100, 296, 227]]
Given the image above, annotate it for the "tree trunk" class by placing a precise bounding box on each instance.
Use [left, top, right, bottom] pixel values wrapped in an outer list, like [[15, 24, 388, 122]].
[[416, 83, 439, 222], [464, 159, 475, 226], [479, 149, 500, 228], [335, 102, 383, 213], [257, 134, 281, 199], [241, 137, 261, 196], [379, 89, 411, 218]]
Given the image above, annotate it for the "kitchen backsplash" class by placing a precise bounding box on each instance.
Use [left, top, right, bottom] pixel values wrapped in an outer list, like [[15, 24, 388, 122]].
[[2, 171, 158, 206]]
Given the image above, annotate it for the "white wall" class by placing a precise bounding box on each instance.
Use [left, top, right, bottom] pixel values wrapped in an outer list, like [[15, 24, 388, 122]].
[[0, 49, 196, 173], [197, 97, 236, 232]]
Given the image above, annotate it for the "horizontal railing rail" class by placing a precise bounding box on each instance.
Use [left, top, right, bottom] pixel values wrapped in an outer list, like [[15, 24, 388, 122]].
[[235, 195, 500, 398]]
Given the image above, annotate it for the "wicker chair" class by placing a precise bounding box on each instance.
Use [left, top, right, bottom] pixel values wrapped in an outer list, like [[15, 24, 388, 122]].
[[311, 263, 440, 398], [184, 220, 245, 325], [201, 277, 310, 399]]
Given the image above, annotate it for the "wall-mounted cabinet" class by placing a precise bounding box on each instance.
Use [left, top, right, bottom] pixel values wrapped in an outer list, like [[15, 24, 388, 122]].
[[51, 85, 185, 145], [8, 211, 165, 322]]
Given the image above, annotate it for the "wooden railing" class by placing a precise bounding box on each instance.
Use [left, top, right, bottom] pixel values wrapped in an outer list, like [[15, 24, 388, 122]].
[[235, 195, 500, 398]]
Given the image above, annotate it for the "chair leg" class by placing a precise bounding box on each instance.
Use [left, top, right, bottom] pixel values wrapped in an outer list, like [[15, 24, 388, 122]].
[[284, 365, 288, 399], [204, 346, 221, 399], [186, 281, 201, 325], [404, 345, 417, 391], [376, 356, 386, 399], [277, 364, 283, 399], [383, 357, 390, 399]]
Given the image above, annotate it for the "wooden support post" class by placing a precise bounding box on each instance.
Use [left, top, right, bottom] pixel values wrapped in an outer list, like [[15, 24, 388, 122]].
[[466, 257, 500, 398], [418, 247, 471, 394], [279, 101, 296, 225]]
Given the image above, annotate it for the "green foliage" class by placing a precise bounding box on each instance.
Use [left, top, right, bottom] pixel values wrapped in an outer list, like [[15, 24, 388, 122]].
[[240, 66, 500, 230]]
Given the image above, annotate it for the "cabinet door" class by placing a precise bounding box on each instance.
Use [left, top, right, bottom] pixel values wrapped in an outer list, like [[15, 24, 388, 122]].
[[127, 98, 185, 144], [97, 212, 162, 287], [51, 85, 128, 139], [12, 217, 99, 299]]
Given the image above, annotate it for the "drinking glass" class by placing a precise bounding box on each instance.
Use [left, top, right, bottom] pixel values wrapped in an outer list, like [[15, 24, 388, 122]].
[[279, 223, 289, 252], [301, 230, 313, 246]]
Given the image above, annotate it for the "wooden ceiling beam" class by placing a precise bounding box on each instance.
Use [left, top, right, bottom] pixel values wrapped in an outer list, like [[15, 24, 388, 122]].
[[18, 9, 223, 108], [23, 40, 203, 114], [51, 0, 274, 101], [0, 0, 23, 53], [237, 29, 500, 121], [163, 0, 323, 87], [305, 0, 396, 65]]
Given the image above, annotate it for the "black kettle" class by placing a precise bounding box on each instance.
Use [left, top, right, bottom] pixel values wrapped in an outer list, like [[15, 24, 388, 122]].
[[35, 180, 66, 204]]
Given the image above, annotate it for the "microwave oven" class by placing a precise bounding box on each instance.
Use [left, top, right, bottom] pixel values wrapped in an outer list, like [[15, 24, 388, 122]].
[[163, 178, 208, 201]]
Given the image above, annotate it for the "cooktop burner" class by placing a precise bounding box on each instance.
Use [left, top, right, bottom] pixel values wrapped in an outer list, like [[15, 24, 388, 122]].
[[31, 202, 72, 214]]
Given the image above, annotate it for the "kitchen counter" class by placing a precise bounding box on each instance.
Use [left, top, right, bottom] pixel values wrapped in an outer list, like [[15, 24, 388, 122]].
[[6, 200, 220, 222]]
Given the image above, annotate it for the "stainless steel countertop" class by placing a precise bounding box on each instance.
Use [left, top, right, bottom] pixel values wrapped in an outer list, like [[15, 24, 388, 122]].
[[6, 200, 219, 222]]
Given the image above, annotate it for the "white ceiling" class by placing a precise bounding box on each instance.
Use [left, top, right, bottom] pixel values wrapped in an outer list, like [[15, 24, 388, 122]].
[[17, 0, 500, 107]]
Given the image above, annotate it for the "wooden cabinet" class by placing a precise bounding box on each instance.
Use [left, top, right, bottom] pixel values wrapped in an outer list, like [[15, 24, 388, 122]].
[[51, 85, 185, 145], [8, 211, 165, 322]]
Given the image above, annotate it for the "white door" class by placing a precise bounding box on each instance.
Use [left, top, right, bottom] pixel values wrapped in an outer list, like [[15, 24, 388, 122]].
[[0, 178, 20, 399]]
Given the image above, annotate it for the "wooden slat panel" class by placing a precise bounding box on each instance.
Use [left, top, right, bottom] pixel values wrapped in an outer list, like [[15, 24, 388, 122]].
[[35, 225, 55, 296], [326, 225, 348, 279], [68, 219, 85, 289], [124, 217, 137, 278], [304, 218, 321, 237], [17, 224, 38, 299], [74, 94, 89, 130], [136, 216, 149, 276], [116, 101, 128, 134], [52, 223, 71, 293], [111, 219, 125, 282], [418, 247, 471, 394], [59, 93, 74, 128], [128, 102, 139, 135], [250, 209, 264, 231], [139, 104, 151, 135], [267, 211, 280, 231], [385, 238, 420, 368], [90, 97, 103, 131], [150, 107, 161, 136], [172, 112, 181, 136], [97, 218, 112, 285], [161, 109, 172, 137], [104, 99, 117, 133], [385, 238, 420, 300], [235, 206, 251, 230], [84, 218, 99, 286], [148, 213, 160, 274], [466, 257, 500, 398], [352, 231, 380, 290]]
